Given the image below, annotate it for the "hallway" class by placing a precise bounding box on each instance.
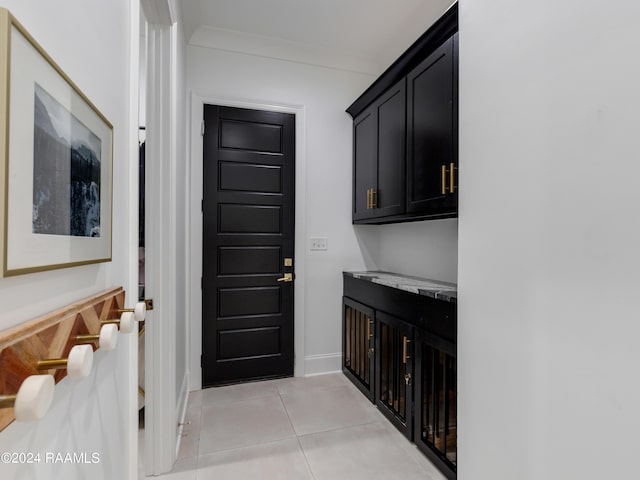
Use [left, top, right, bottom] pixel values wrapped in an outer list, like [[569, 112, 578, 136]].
[[142, 373, 446, 479]]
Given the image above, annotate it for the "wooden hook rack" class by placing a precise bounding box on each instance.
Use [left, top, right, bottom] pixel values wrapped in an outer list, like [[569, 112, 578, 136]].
[[0, 287, 125, 431]]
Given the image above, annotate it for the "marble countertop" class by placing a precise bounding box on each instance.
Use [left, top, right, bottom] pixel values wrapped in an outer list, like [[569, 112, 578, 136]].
[[344, 271, 457, 303]]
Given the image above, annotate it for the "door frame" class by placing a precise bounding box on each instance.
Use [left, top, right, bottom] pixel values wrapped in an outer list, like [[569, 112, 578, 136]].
[[189, 94, 307, 389], [140, 0, 179, 476]]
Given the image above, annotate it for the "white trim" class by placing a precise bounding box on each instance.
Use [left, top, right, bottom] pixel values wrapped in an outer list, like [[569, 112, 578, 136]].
[[189, 93, 307, 390], [127, 3, 141, 480], [189, 26, 382, 76], [144, 20, 177, 476], [174, 372, 190, 457], [141, 0, 176, 25], [304, 353, 342, 376]]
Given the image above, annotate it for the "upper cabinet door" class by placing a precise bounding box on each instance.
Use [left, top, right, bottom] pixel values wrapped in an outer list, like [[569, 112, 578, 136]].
[[353, 107, 377, 221], [407, 34, 457, 215], [374, 79, 406, 218]]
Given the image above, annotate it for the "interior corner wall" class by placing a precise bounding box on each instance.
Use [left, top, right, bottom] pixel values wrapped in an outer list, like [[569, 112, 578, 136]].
[[0, 1, 136, 479], [187, 46, 378, 375], [458, 1, 640, 478]]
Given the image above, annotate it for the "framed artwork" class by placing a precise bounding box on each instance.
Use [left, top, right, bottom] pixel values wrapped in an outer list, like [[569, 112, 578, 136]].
[[0, 9, 113, 277]]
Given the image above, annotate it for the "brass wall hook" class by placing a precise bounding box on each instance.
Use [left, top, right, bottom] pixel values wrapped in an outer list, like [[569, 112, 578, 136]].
[[113, 302, 147, 322], [36, 344, 94, 379], [102, 311, 135, 333], [74, 323, 119, 351]]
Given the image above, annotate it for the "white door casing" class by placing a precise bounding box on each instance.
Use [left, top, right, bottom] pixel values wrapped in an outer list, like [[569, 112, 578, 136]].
[[141, 0, 178, 475]]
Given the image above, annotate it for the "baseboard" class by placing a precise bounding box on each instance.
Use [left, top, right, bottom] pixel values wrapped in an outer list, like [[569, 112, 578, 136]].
[[174, 372, 190, 458], [304, 352, 342, 376]]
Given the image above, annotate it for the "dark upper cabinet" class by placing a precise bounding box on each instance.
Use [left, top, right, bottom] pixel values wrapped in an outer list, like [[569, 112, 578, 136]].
[[353, 109, 377, 221], [347, 3, 458, 225], [353, 80, 406, 221], [407, 34, 457, 215]]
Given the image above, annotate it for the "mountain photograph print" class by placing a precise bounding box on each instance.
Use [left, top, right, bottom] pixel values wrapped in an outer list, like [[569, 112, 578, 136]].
[[32, 83, 101, 237], [1, 8, 113, 277]]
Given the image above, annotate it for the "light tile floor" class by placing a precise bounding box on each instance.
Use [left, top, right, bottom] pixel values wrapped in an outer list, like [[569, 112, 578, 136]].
[[140, 373, 447, 480]]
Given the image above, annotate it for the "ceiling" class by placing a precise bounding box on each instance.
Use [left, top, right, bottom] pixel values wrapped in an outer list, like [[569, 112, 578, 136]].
[[180, 0, 455, 75]]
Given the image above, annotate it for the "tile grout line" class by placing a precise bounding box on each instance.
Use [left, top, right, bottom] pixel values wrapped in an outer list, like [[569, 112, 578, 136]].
[[295, 419, 384, 440], [278, 391, 317, 480], [195, 433, 299, 459]]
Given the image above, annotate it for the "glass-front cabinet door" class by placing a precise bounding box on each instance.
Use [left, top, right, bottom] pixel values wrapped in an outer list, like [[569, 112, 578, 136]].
[[376, 311, 414, 440]]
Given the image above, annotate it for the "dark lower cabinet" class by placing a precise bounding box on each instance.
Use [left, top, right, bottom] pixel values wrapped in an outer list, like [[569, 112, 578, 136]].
[[342, 272, 457, 479], [376, 312, 414, 440], [415, 330, 457, 479], [342, 297, 375, 402]]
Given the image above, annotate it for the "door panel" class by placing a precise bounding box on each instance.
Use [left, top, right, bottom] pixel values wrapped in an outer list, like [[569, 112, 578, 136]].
[[218, 204, 282, 234], [203, 105, 295, 386], [219, 119, 283, 153], [217, 287, 281, 317], [218, 327, 281, 360], [218, 246, 281, 275], [219, 162, 282, 193]]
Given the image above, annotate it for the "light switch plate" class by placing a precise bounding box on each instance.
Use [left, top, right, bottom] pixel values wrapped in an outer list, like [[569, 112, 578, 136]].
[[309, 236, 328, 251]]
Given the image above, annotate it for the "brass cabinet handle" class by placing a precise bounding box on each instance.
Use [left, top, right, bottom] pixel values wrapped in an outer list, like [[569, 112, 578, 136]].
[[450, 162, 456, 194], [441, 165, 447, 195], [371, 189, 377, 208], [367, 320, 374, 339], [402, 337, 411, 364], [366, 188, 371, 209], [277, 273, 294, 282]]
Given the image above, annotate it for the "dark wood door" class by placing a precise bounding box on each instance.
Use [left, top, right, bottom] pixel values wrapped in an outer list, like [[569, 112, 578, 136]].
[[406, 34, 457, 215], [202, 105, 295, 386], [376, 311, 414, 440], [342, 297, 375, 402], [352, 107, 377, 221]]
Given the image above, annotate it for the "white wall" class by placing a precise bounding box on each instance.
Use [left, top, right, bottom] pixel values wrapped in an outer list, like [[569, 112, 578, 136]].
[[458, 1, 640, 478], [0, 1, 137, 479], [375, 219, 458, 283], [187, 45, 377, 378]]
